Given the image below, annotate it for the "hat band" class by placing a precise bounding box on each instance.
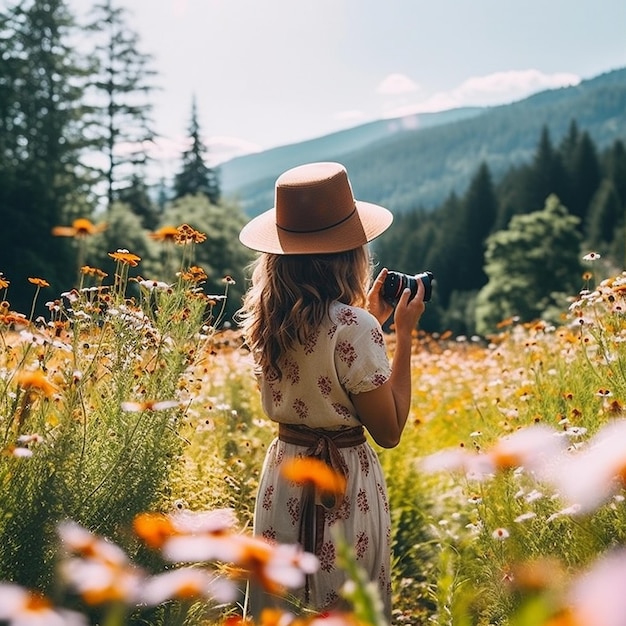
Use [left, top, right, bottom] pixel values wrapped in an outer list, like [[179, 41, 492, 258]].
[[277, 207, 357, 234]]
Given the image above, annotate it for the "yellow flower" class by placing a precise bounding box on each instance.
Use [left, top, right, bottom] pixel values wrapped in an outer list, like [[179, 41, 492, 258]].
[[149, 225, 179, 242], [52, 217, 107, 237], [15, 370, 58, 398], [108, 249, 141, 267], [28, 277, 50, 288]]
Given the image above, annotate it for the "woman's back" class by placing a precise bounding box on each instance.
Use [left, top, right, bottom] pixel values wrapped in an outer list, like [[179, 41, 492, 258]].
[[258, 301, 391, 430]]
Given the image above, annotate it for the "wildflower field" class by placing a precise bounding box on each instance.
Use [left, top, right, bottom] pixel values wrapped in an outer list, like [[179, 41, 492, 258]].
[[1, 229, 626, 626]]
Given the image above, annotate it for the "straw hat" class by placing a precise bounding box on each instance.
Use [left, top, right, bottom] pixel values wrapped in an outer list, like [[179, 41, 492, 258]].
[[238, 162, 393, 254]]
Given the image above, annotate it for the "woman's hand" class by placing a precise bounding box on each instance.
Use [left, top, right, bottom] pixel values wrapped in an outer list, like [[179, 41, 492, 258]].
[[393, 276, 426, 337], [366, 268, 394, 326], [354, 275, 426, 448]]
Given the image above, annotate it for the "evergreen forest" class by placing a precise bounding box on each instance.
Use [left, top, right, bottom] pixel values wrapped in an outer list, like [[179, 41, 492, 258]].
[[1, 0, 626, 336], [375, 123, 626, 335], [0, 0, 254, 322]]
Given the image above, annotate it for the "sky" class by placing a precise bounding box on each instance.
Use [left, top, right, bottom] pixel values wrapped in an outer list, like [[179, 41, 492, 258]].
[[69, 0, 626, 180]]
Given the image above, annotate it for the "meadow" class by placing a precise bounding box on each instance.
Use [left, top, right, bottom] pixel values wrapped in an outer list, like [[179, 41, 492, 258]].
[[1, 225, 625, 626]]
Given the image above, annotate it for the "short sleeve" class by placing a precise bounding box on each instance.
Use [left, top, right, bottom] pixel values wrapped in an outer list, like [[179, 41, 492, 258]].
[[333, 305, 391, 395]]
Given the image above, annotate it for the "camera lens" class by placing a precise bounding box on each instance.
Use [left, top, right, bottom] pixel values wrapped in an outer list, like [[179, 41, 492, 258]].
[[382, 270, 433, 305]]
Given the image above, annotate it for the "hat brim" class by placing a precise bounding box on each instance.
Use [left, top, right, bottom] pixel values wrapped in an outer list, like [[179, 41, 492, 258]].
[[239, 200, 393, 254]]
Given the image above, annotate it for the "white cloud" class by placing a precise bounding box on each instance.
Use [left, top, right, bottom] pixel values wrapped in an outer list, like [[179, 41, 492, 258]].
[[383, 69, 581, 118], [453, 69, 580, 104], [377, 73, 420, 96]]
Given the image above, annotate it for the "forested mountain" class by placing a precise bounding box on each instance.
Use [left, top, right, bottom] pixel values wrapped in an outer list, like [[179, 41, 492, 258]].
[[220, 107, 484, 193], [221, 67, 626, 218]]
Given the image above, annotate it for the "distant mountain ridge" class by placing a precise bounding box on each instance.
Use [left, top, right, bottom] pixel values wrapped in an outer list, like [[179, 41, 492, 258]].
[[221, 67, 626, 217], [220, 107, 484, 192]]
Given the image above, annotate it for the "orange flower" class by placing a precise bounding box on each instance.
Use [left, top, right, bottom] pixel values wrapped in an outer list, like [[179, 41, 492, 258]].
[[149, 225, 179, 242], [0, 274, 9, 289], [133, 512, 177, 549], [28, 277, 50, 288], [108, 249, 141, 267], [0, 312, 28, 327], [281, 457, 347, 500], [15, 370, 58, 398], [52, 218, 107, 237], [180, 266, 208, 282], [81, 265, 108, 279], [176, 224, 207, 244]]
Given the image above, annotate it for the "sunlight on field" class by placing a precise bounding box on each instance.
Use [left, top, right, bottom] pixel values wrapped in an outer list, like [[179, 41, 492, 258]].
[[2, 237, 626, 624]]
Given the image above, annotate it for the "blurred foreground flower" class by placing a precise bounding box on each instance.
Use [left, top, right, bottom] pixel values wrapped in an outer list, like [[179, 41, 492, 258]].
[[281, 457, 347, 507], [550, 418, 626, 513], [420, 424, 565, 480], [134, 508, 318, 595], [59, 518, 237, 609], [16, 369, 58, 398], [139, 567, 236, 606], [0, 583, 86, 626], [565, 547, 626, 626], [58, 521, 144, 606]]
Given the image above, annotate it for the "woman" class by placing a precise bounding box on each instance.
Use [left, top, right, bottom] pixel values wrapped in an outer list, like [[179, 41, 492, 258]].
[[237, 162, 425, 619]]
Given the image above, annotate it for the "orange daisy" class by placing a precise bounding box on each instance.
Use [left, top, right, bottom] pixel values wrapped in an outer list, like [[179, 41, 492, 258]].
[[52, 218, 107, 237]]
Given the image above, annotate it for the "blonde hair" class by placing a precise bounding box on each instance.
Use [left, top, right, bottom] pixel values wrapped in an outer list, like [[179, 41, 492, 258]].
[[237, 246, 372, 379]]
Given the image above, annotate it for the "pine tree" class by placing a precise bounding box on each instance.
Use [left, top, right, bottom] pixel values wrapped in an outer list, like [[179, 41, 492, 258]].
[[84, 0, 157, 210], [173, 96, 220, 204], [515, 126, 569, 215], [455, 162, 498, 291], [569, 131, 602, 225], [423, 192, 463, 308], [0, 0, 87, 314]]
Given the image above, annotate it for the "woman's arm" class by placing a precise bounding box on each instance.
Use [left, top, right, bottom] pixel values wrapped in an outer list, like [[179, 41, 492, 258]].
[[352, 278, 425, 448]]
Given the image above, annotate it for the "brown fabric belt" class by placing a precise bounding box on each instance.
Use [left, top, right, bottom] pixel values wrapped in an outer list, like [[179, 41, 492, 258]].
[[278, 422, 366, 449], [278, 423, 366, 603], [278, 424, 365, 542]]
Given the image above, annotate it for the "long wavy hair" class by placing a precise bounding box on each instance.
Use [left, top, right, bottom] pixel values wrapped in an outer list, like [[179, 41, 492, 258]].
[[236, 246, 372, 379]]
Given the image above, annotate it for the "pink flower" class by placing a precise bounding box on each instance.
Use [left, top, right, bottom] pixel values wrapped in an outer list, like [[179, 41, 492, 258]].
[[567, 548, 626, 626], [552, 419, 626, 513]]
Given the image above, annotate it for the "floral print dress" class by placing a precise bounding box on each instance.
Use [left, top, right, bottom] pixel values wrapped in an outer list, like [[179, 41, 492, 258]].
[[246, 302, 393, 618]]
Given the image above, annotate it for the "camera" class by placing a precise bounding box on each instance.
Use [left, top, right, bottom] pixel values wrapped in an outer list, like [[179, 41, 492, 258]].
[[382, 270, 434, 306]]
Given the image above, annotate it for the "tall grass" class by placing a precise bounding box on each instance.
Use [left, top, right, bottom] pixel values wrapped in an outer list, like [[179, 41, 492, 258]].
[[3, 246, 626, 625], [0, 227, 225, 592]]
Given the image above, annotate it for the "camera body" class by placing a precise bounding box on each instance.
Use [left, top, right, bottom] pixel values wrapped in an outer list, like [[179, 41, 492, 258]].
[[382, 270, 434, 306]]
